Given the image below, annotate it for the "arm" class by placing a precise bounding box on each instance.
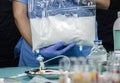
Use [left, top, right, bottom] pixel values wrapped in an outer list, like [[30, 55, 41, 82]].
[[96, 0, 110, 9], [13, 0, 32, 47], [13, 0, 75, 58]]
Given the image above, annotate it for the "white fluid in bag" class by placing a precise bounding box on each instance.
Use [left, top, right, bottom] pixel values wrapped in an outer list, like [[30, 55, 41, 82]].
[[30, 15, 95, 51]]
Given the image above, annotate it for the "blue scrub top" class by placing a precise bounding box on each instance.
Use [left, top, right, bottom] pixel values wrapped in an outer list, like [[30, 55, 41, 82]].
[[14, 0, 95, 67], [16, 0, 28, 4]]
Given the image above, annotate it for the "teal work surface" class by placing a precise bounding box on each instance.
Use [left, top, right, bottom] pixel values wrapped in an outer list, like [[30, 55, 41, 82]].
[[0, 67, 33, 83], [0, 67, 59, 83]]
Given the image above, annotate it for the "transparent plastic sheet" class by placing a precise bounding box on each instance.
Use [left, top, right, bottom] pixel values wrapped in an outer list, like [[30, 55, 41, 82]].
[[28, 0, 96, 51], [0, 78, 21, 83], [28, 75, 58, 83]]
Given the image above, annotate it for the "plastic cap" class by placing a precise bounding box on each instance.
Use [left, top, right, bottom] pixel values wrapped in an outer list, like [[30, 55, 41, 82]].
[[94, 40, 102, 45], [94, 40, 102, 43], [113, 13, 120, 30], [117, 11, 120, 18], [37, 56, 44, 61]]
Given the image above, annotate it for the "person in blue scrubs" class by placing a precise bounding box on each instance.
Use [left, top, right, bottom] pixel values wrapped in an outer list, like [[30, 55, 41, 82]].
[[13, 0, 95, 67]]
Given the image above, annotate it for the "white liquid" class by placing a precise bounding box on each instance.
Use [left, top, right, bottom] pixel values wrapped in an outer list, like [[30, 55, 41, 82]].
[[30, 15, 95, 51]]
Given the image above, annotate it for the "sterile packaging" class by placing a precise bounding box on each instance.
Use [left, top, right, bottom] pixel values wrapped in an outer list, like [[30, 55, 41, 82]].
[[28, 0, 96, 51], [29, 75, 58, 83], [0, 78, 21, 83]]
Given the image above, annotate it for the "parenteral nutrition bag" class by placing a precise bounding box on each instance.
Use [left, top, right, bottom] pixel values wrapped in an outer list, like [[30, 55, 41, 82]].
[[28, 0, 96, 52]]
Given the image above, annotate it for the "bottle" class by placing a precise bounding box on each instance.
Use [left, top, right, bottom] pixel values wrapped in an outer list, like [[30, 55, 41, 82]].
[[88, 40, 107, 63], [113, 11, 120, 57]]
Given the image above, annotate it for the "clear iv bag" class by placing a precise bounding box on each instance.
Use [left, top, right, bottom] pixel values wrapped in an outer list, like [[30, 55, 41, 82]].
[[28, 0, 96, 51]]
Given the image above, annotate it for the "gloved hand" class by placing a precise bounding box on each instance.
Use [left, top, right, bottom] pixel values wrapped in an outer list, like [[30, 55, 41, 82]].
[[39, 41, 75, 58]]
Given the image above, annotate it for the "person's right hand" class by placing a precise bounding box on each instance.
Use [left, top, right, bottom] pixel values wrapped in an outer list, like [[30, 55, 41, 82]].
[[39, 41, 75, 58]]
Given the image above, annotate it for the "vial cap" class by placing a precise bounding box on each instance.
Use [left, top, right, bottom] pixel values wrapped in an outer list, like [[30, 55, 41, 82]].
[[94, 40, 102, 45], [94, 40, 102, 43], [113, 12, 120, 30], [117, 11, 120, 18]]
